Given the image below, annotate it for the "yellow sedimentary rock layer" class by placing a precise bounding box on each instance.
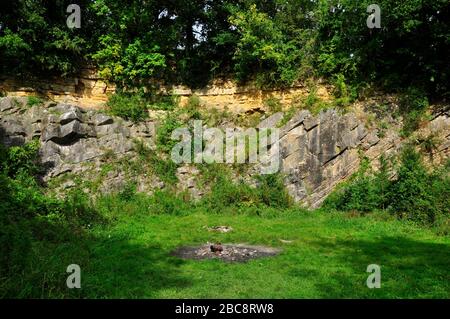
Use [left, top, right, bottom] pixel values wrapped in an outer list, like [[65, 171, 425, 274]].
[[0, 70, 332, 113]]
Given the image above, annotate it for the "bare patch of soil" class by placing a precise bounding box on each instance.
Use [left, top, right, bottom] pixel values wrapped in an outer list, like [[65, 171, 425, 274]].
[[171, 243, 281, 262]]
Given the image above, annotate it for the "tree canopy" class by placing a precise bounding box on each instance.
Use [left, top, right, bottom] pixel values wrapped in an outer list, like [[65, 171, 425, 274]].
[[0, 0, 448, 96]]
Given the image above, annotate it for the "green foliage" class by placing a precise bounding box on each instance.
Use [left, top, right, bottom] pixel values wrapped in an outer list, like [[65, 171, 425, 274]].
[[156, 111, 183, 154], [203, 176, 255, 212], [118, 181, 137, 202], [199, 165, 292, 212], [263, 97, 283, 113], [0, 1, 91, 76], [317, 0, 450, 97], [255, 174, 293, 208], [416, 134, 440, 159], [2, 0, 448, 99], [230, 4, 302, 87], [26, 96, 44, 108], [324, 156, 390, 212], [92, 36, 166, 86], [148, 189, 189, 215], [399, 87, 429, 136], [300, 84, 332, 115], [106, 93, 148, 122], [304, 87, 320, 110], [183, 95, 202, 120], [1, 140, 449, 297], [149, 94, 179, 111], [278, 105, 298, 127], [324, 147, 449, 227], [0, 139, 40, 177], [133, 139, 178, 185], [0, 141, 97, 290], [389, 147, 448, 225], [332, 74, 357, 108], [202, 107, 232, 127]]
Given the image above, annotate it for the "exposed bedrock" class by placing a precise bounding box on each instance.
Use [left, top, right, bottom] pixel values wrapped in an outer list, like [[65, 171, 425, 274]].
[[0, 97, 448, 208]]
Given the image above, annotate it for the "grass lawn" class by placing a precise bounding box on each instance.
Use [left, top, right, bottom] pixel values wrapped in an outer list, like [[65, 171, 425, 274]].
[[36, 201, 449, 299]]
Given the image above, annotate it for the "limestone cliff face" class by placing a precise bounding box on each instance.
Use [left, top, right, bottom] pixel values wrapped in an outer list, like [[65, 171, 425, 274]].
[[273, 104, 449, 207], [0, 72, 332, 113], [0, 69, 113, 108], [0, 97, 160, 194], [0, 96, 449, 207], [271, 110, 397, 207]]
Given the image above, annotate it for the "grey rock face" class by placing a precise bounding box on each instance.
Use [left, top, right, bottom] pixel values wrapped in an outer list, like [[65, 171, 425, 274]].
[[59, 109, 82, 125], [1, 97, 448, 208], [257, 112, 284, 129], [93, 113, 113, 126], [259, 108, 398, 208], [0, 97, 156, 187]]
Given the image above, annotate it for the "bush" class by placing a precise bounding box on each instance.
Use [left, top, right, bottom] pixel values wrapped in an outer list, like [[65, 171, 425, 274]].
[[332, 74, 358, 108], [0, 141, 98, 294], [149, 94, 179, 111], [399, 87, 429, 136], [133, 139, 178, 185], [26, 96, 43, 108], [176, 95, 203, 121], [200, 165, 292, 212], [148, 189, 189, 215], [118, 181, 137, 202], [324, 156, 390, 212], [263, 97, 283, 113], [106, 93, 148, 122], [156, 111, 183, 153], [389, 146, 447, 225], [255, 174, 293, 208], [1, 139, 40, 177], [324, 147, 449, 227]]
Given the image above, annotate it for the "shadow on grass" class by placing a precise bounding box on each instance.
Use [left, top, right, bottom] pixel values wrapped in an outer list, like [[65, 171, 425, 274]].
[[79, 234, 191, 298], [308, 236, 450, 298], [6, 232, 191, 298]]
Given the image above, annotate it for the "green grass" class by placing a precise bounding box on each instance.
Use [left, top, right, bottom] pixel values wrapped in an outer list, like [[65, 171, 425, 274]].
[[26, 96, 44, 108], [11, 199, 449, 299]]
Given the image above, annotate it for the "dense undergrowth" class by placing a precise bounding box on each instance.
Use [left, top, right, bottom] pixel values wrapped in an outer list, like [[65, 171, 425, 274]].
[[0, 141, 99, 297], [324, 148, 450, 234]]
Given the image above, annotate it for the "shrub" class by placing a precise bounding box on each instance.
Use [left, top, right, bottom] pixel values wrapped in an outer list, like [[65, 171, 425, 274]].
[[107, 93, 148, 122], [118, 181, 137, 202], [0, 138, 40, 177], [399, 87, 429, 136], [133, 139, 178, 185], [149, 94, 179, 111], [332, 74, 357, 108], [389, 146, 446, 225], [263, 97, 283, 113], [183, 95, 202, 120], [148, 189, 189, 215], [324, 156, 389, 212], [255, 174, 293, 208], [26, 96, 43, 107], [0, 141, 97, 288], [156, 111, 183, 153], [324, 147, 449, 227], [200, 165, 293, 212]]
